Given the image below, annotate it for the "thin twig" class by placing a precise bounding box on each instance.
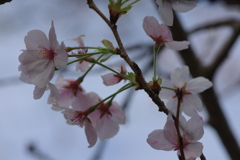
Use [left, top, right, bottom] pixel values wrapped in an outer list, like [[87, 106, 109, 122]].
[[175, 89, 185, 160], [87, 0, 168, 115], [200, 153, 206, 160]]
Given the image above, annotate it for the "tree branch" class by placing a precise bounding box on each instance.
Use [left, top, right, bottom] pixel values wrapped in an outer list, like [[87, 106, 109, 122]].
[[188, 19, 238, 34], [205, 20, 240, 79], [87, 0, 168, 115]]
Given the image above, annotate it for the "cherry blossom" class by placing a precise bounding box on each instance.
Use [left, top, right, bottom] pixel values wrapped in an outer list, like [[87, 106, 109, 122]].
[[19, 66, 58, 99], [89, 101, 126, 141], [60, 92, 101, 148], [48, 75, 85, 107], [159, 66, 212, 116], [101, 63, 127, 86], [19, 21, 68, 98], [147, 112, 203, 159], [156, 0, 198, 26], [143, 16, 189, 50], [70, 35, 97, 72]]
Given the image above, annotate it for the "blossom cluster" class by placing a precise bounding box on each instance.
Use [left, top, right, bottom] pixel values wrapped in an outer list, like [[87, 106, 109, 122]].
[[18, 0, 212, 159]]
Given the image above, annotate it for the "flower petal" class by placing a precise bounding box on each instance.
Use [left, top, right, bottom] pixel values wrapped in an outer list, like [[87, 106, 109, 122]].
[[147, 129, 173, 150], [109, 102, 126, 124], [31, 61, 54, 88], [182, 94, 202, 115], [165, 41, 190, 51], [171, 66, 189, 88], [33, 86, 46, 99], [24, 30, 49, 51], [181, 142, 203, 159], [49, 21, 59, 50], [143, 16, 162, 40], [101, 73, 120, 86], [186, 77, 212, 94], [172, 0, 197, 12], [184, 113, 204, 142], [85, 120, 97, 148], [96, 115, 119, 141], [156, 0, 174, 26], [54, 42, 68, 69]]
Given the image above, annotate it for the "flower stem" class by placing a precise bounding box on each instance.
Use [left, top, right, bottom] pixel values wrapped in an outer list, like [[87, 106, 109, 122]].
[[67, 55, 92, 65], [89, 83, 134, 112], [161, 86, 177, 92], [78, 54, 104, 82], [153, 45, 161, 81], [68, 52, 104, 57], [93, 60, 129, 80]]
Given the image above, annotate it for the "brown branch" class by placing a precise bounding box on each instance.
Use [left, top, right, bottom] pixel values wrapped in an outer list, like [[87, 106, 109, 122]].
[[205, 20, 240, 79], [171, 12, 240, 160], [175, 89, 185, 160], [188, 19, 238, 34], [200, 153, 206, 160], [87, 0, 168, 115]]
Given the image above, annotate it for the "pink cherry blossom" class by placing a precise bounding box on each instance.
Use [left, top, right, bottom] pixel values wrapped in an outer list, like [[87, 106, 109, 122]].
[[19, 66, 58, 99], [143, 16, 189, 50], [101, 63, 127, 86], [147, 112, 203, 159], [159, 66, 212, 116], [156, 0, 197, 26], [69, 35, 97, 72], [60, 92, 101, 148], [89, 101, 126, 141], [19, 21, 68, 99], [48, 75, 85, 107]]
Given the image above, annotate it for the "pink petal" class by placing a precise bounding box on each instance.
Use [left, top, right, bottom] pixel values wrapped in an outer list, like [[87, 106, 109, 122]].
[[181, 142, 203, 159], [184, 113, 204, 142], [182, 94, 202, 115], [159, 24, 173, 41], [163, 120, 178, 144], [49, 21, 59, 50], [156, 0, 174, 26], [85, 120, 97, 148], [33, 86, 46, 99], [143, 16, 162, 40], [55, 89, 76, 107], [54, 42, 68, 69], [24, 30, 49, 51], [186, 77, 212, 94], [68, 35, 85, 47], [31, 61, 54, 88], [76, 61, 91, 72], [19, 72, 34, 84], [20, 50, 48, 75], [48, 83, 59, 102], [171, 0, 197, 12], [96, 115, 119, 141], [171, 66, 189, 88], [101, 73, 120, 86], [109, 102, 126, 124], [165, 41, 190, 51], [147, 129, 173, 150]]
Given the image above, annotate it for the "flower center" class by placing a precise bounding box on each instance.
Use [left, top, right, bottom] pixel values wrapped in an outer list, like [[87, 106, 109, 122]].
[[37, 45, 55, 60]]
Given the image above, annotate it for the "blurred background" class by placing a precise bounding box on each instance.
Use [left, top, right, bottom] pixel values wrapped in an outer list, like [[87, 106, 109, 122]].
[[0, 0, 240, 160]]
